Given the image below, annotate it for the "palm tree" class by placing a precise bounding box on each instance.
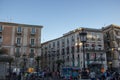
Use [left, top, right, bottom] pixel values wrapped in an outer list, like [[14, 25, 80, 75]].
[[22, 54, 27, 74], [0, 47, 8, 55], [35, 56, 41, 79], [14, 52, 21, 68], [56, 59, 64, 72], [35, 56, 41, 71], [0, 47, 9, 62], [0, 47, 14, 80], [8, 56, 14, 79]]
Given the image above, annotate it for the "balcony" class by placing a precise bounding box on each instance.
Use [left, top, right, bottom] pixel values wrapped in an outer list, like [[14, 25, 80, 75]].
[[14, 52, 21, 57], [30, 32, 36, 36], [0, 29, 2, 33], [104, 38, 110, 42], [16, 27, 22, 35], [116, 35, 120, 39], [107, 57, 113, 61], [29, 43, 36, 48], [87, 58, 105, 61], [16, 30, 22, 35], [15, 43, 21, 47], [29, 53, 34, 58], [0, 42, 2, 47], [0, 26, 3, 33], [86, 49, 105, 53]]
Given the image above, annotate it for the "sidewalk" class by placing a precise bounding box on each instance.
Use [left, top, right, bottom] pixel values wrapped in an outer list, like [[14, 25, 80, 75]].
[[79, 79, 90, 80]]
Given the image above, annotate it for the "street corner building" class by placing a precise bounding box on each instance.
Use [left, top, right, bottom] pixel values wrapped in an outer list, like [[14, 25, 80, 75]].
[[0, 22, 43, 79], [41, 24, 120, 73]]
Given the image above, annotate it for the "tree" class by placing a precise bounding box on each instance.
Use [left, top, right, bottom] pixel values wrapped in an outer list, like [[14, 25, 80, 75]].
[[0, 47, 9, 62], [35, 56, 41, 79], [35, 56, 41, 70], [0, 47, 14, 80], [22, 54, 27, 74], [7, 56, 14, 80], [0, 47, 8, 55], [56, 59, 64, 72], [14, 52, 21, 68]]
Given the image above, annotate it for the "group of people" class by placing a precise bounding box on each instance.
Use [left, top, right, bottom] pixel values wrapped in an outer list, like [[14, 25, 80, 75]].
[[89, 70, 120, 80], [5, 69, 120, 80], [6, 72, 23, 80]]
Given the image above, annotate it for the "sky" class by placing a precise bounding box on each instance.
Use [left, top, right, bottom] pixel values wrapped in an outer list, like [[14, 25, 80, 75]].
[[0, 0, 120, 42]]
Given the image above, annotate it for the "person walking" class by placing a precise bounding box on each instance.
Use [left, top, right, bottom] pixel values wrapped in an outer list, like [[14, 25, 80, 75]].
[[72, 70, 79, 80], [89, 70, 96, 80]]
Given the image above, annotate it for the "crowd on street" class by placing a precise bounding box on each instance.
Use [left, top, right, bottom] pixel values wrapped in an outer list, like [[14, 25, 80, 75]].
[[5, 69, 120, 80]]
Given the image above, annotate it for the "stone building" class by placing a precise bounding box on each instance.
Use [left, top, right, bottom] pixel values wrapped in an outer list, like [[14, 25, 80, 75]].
[[41, 27, 107, 72], [102, 24, 120, 71], [0, 22, 43, 71]]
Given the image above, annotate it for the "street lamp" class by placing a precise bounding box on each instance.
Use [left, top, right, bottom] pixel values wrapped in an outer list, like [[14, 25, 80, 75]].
[[100, 53, 105, 72], [35, 56, 41, 79], [100, 53, 103, 66], [79, 28, 88, 79], [22, 53, 27, 74]]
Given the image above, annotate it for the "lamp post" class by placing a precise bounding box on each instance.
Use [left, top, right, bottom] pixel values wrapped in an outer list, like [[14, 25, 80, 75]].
[[35, 56, 41, 79], [79, 28, 88, 79], [100, 53, 105, 72], [22, 53, 27, 74], [100, 53, 103, 66], [8, 56, 14, 80]]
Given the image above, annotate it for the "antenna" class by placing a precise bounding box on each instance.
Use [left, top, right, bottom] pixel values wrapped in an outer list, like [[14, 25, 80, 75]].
[[104, 24, 106, 27], [8, 17, 13, 22], [6, 17, 13, 22], [10, 18, 12, 22]]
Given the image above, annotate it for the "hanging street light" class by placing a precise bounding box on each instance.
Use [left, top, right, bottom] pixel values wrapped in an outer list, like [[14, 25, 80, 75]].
[[79, 28, 89, 79]]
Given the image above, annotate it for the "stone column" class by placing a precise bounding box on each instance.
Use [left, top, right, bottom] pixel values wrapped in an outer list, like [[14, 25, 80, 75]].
[[112, 50, 119, 70]]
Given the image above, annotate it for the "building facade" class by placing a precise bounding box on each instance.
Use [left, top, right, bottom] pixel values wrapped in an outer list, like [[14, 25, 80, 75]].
[[102, 24, 120, 71], [41, 27, 107, 72], [0, 22, 43, 69]]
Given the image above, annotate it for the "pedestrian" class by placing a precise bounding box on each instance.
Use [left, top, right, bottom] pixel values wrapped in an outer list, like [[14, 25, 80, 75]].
[[101, 73, 106, 80], [57, 71, 60, 79], [89, 70, 96, 80], [17, 73, 21, 80], [72, 70, 79, 80]]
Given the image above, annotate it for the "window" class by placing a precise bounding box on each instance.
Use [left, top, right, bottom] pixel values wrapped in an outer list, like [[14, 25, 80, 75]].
[[62, 39, 65, 47], [76, 45, 79, 53], [17, 27, 22, 32], [67, 38, 69, 44], [49, 44, 51, 48], [71, 46, 74, 53], [62, 48, 65, 55], [53, 42, 55, 47], [57, 41, 59, 48], [57, 50, 60, 56], [31, 28, 36, 34], [92, 44, 95, 47], [86, 53, 89, 60], [99, 48, 101, 50], [71, 36, 74, 42], [0, 36, 2, 42], [67, 56, 69, 61], [0, 25, 2, 31], [31, 39, 35, 45], [16, 48, 20, 53], [98, 44, 102, 47], [30, 48, 35, 58], [15, 48, 21, 57], [96, 33, 101, 41], [72, 54, 74, 60], [31, 48, 34, 53], [66, 47, 69, 54], [17, 38, 21, 44]]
